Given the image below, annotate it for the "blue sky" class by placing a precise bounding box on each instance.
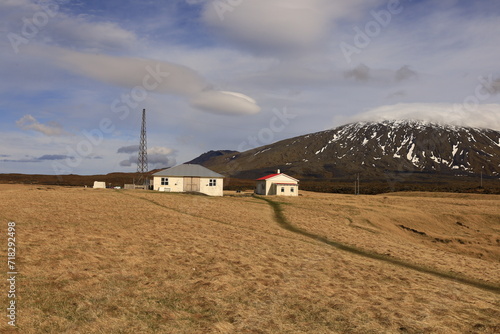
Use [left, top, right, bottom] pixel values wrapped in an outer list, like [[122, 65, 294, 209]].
[[1, 0, 499, 175]]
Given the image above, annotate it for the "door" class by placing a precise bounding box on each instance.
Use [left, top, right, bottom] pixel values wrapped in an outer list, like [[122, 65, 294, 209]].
[[184, 177, 200, 192]]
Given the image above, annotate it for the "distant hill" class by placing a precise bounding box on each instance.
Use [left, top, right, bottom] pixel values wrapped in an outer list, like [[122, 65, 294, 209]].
[[189, 120, 500, 182], [187, 150, 238, 165]]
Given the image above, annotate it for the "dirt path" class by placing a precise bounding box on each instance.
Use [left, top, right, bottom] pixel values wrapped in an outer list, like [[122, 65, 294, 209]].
[[254, 195, 500, 294]]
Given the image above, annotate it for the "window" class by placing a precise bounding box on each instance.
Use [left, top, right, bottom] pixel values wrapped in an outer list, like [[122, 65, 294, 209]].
[[209, 179, 217, 186], [291, 187, 294, 193], [161, 178, 168, 186], [281, 187, 285, 193]]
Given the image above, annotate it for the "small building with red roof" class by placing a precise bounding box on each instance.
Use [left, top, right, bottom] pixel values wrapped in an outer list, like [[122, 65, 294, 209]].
[[255, 170, 299, 196]]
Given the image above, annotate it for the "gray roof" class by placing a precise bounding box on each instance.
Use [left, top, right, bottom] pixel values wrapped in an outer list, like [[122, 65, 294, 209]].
[[152, 164, 224, 178]]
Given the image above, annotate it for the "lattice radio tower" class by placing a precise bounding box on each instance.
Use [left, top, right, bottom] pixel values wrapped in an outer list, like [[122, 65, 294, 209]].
[[137, 109, 148, 187]]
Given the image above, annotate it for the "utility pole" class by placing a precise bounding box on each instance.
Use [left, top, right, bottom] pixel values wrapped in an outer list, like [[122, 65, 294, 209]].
[[357, 173, 360, 195], [137, 109, 148, 188], [480, 166, 484, 188], [354, 173, 360, 195]]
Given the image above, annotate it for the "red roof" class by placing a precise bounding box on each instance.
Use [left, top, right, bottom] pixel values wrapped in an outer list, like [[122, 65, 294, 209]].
[[256, 173, 280, 181]]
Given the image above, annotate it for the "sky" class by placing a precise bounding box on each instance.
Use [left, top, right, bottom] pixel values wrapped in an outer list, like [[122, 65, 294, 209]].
[[1, 0, 500, 175]]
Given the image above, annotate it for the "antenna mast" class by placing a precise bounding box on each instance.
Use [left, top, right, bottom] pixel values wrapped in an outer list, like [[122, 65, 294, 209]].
[[137, 109, 148, 187]]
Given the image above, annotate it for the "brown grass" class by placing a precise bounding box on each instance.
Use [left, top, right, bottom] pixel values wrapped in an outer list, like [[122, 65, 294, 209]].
[[276, 191, 500, 284], [0, 185, 498, 333]]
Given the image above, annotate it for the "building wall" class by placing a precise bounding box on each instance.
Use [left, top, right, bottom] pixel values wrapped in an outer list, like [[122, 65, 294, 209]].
[[255, 181, 267, 195], [153, 176, 223, 196], [267, 182, 277, 195], [275, 185, 298, 196], [153, 176, 184, 192], [93, 181, 106, 189], [199, 177, 224, 196]]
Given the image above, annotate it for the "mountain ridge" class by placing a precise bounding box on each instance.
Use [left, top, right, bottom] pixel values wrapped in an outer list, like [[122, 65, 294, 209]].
[[188, 120, 500, 180]]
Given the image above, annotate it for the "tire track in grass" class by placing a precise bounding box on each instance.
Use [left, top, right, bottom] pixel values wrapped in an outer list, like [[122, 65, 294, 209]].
[[117, 190, 328, 248], [255, 195, 500, 294]]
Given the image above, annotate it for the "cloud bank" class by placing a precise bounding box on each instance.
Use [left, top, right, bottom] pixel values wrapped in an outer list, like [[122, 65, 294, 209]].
[[45, 47, 261, 116], [118, 146, 176, 169], [352, 103, 500, 130], [117, 145, 140, 154], [1, 154, 75, 163]]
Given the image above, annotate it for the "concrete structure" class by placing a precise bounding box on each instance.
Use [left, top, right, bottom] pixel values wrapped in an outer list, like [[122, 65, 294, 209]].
[[255, 170, 299, 196], [124, 184, 147, 190], [93, 181, 106, 189], [152, 164, 224, 196]]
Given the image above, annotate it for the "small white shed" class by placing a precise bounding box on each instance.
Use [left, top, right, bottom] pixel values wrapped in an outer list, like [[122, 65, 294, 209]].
[[152, 164, 224, 196], [93, 181, 106, 189], [255, 171, 299, 196]]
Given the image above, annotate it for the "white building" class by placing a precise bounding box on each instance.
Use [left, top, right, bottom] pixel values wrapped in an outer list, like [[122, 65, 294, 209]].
[[93, 181, 106, 189], [152, 164, 224, 196], [255, 170, 299, 196]]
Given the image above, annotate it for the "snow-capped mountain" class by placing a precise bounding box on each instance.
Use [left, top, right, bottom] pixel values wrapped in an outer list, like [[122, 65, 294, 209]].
[[190, 120, 500, 179]]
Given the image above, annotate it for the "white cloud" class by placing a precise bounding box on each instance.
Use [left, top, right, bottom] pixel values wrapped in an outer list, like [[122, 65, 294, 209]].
[[202, 0, 381, 55], [0, 0, 33, 9], [16, 115, 66, 136], [1, 0, 138, 53], [189, 90, 261, 115], [148, 146, 175, 155], [352, 103, 500, 130], [48, 18, 138, 52]]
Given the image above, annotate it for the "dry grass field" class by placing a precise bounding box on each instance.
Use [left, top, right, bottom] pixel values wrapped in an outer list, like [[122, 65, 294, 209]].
[[0, 184, 498, 333]]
